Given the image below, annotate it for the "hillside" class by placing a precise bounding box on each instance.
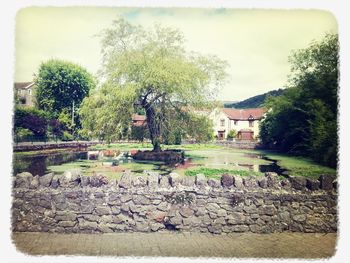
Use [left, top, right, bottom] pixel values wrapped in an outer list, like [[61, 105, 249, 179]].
[[224, 89, 285, 109]]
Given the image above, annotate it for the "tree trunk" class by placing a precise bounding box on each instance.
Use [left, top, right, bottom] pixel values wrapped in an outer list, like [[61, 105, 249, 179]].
[[144, 104, 162, 152]]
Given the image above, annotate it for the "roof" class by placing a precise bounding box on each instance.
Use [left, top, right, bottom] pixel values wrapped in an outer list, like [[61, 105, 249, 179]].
[[14, 82, 34, 90], [222, 108, 265, 120], [132, 114, 147, 127], [132, 114, 146, 121]]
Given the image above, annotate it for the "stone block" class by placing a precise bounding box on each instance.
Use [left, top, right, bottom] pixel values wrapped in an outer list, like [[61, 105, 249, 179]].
[[147, 172, 159, 188], [306, 178, 320, 191], [119, 172, 133, 189], [169, 172, 182, 187], [258, 178, 268, 188], [39, 172, 54, 187], [78, 220, 98, 230], [226, 212, 245, 224], [233, 175, 243, 189], [233, 225, 249, 232], [319, 175, 335, 190], [51, 174, 62, 188], [15, 172, 32, 188], [55, 211, 77, 221], [206, 203, 220, 212], [243, 176, 258, 188], [150, 222, 165, 231], [95, 206, 111, 215], [133, 195, 150, 205], [289, 176, 307, 190], [29, 175, 39, 189], [90, 173, 109, 187], [157, 201, 170, 211], [221, 174, 234, 187], [60, 169, 82, 188], [179, 206, 195, 218], [207, 178, 221, 188], [265, 172, 279, 188], [195, 174, 207, 187], [292, 214, 306, 222], [159, 176, 170, 188], [258, 205, 277, 216], [195, 207, 206, 216], [217, 209, 227, 217], [58, 221, 76, 227], [208, 225, 222, 234], [181, 176, 196, 187], [132, 176, 147, 187], [98, 223, 114, 233]]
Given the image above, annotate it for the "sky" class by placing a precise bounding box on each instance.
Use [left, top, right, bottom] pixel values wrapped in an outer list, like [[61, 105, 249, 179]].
[[15, 7, 337, 101]]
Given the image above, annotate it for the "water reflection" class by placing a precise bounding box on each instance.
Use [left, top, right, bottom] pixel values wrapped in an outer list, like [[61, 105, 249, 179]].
[[13, 149, 287, 176]]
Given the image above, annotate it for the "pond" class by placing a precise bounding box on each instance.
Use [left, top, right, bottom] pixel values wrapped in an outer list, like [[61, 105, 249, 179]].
[[13, 148, 287, 179]]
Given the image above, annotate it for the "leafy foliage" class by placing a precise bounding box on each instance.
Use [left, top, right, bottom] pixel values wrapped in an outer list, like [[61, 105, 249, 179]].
[[226, 129, 237, 139], [35, 59, 96, 134], [185, 167, 263, 178], [260, 34, 338, 168], [225, 89, 285, 109], [14, 106, 49, 138], [80, 18, 228, 150]]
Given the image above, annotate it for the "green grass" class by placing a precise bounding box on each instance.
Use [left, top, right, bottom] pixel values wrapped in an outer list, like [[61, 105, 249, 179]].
[[254, 150, 336, 178], [89, 143, 153, 151], [184, 167, 263, 179]]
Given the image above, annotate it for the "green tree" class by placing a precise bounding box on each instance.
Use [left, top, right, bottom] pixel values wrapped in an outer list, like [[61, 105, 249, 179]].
[[260, 34, 338, 167], [35, 59, 96, 133], [80, 18, 228, 150]]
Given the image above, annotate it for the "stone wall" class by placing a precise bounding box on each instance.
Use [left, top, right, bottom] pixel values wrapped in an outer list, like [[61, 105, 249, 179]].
[[214, 140, 262, 149], [13, 141, 98, 152], [12, 171, 337, 234]]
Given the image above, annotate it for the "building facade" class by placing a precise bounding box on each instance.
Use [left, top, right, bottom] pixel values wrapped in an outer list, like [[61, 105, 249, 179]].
[[14, 82, 36, 107], [209, 108, 265, 140]]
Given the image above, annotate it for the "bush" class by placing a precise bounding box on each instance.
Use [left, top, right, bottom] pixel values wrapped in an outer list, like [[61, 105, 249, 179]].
[[61, 131, 74, 141], [15, 128, 34, 141], [14, 106, 48, 137], [227, 129, 237, 140]]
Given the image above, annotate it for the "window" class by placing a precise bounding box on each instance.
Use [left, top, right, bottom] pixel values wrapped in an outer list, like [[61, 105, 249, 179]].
[[234, 120, 238, 125], [249, 120, 254, 127], [220, 119, 225, 127], [28, 89, 31, 95]]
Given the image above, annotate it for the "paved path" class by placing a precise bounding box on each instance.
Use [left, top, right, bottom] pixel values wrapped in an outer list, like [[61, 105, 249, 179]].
[[12, 232, 337, 258]]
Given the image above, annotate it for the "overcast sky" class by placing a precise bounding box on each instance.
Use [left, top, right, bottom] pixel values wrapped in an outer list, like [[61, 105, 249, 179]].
[[15, 7, 337, 101]]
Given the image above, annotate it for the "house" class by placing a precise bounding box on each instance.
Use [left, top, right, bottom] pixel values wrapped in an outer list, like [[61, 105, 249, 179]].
[[14, 82, 36, 107], [131, 114, 147, 127], [209, 108, 266, 140]]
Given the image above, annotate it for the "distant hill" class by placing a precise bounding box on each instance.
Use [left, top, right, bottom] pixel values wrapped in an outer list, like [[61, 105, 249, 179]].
[[224, 89, 285, 109]]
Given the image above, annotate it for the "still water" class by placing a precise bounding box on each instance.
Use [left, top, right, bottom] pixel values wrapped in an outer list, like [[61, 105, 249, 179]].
[[13, 149, 287, 177]]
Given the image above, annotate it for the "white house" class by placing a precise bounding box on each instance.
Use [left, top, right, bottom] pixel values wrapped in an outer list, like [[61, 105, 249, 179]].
[[14, 82, 36, 107], [209, 108, 266, 140]]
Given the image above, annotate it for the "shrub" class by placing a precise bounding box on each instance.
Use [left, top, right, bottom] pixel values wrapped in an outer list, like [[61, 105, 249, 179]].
[[15, 128, 34, 141], [227, 129, 237, 140], [61, 131, 74, 141]]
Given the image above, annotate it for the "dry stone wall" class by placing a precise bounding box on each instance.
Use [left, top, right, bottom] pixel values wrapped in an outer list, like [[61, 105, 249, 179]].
[[12, 170, 337, 234]]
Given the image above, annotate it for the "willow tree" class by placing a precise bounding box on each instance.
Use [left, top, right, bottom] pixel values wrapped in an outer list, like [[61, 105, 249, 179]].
[[80, 18, 228, 151]]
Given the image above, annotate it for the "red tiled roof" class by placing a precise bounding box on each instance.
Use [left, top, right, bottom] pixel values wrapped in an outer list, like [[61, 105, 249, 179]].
[[222, 108, 265, 120], [132, 114, 146, 121], [132, 114, 147, 127], [14, 82, 34, 90]]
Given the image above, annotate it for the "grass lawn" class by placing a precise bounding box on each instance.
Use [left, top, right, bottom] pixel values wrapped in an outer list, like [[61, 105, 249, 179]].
[[254, 149, 336, 178]]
